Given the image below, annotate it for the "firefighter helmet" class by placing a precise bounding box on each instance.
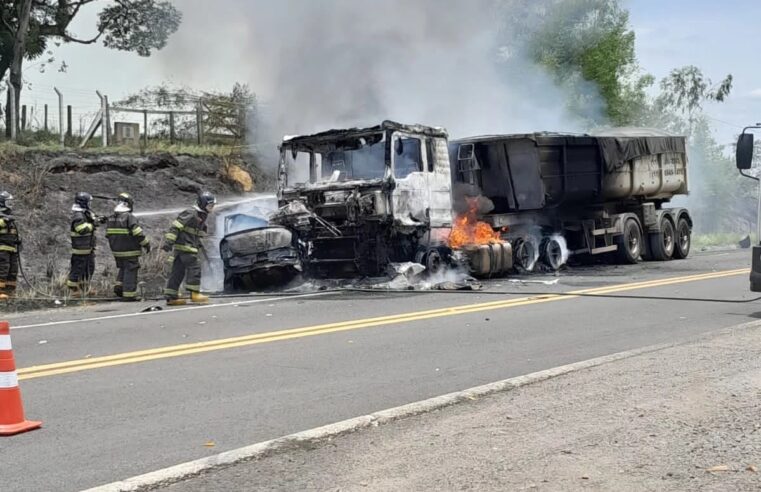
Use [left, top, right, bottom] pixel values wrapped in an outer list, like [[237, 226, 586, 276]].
[[0, 191, 12, 211], [196, 191, 217, 213], [116, 192, 134, 212], [75, 191, 93, 210]]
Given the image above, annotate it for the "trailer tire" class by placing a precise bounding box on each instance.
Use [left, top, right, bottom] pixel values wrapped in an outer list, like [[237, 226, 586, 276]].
[[514, 239, 537, 272], [616, 218, 642, 264], [649, 218, 675, 261], [540, 237, 564, 270], [673, 218, 691, 259]]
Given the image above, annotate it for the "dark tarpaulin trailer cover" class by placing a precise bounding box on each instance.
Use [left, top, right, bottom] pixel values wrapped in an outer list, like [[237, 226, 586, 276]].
[[593, 128, 686, 172]]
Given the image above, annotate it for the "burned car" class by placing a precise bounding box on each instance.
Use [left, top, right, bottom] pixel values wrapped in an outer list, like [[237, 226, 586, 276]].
[[219, 213, 300, 291], [271, 120, 513, 278]]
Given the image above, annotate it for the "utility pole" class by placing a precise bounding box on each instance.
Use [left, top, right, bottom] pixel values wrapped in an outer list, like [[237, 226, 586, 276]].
[[44, 104, 48, 132]]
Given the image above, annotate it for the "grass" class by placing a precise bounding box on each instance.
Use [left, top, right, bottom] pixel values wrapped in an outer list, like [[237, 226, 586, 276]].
[[692, 232, 755, 249], [0, 138, 245, 158]]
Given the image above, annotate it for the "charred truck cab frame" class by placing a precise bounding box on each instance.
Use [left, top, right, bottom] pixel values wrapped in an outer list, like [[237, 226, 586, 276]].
[[274, 121, 454, 277]]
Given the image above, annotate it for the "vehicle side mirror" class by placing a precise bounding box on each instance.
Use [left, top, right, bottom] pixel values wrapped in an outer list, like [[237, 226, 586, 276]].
[[737, 133, 754, 170]]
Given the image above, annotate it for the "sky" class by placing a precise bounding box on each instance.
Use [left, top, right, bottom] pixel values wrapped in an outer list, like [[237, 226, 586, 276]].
[[18, 0, 759, 146]]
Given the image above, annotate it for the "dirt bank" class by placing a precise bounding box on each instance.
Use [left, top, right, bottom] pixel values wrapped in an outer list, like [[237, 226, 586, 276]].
[[0, 150, 265, 303]]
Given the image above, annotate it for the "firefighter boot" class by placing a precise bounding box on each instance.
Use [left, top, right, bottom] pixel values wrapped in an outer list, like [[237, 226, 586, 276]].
[[190, 291, 209, 304], [166, 297, 187, 306], [0, 281, 8, 300]]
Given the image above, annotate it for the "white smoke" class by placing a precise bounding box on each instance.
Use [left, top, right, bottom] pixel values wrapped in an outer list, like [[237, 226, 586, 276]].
[[155, 0, 601, 146]]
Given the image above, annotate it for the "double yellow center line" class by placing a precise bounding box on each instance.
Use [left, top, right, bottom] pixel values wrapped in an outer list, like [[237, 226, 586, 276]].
[[18, 268, 748, 381]]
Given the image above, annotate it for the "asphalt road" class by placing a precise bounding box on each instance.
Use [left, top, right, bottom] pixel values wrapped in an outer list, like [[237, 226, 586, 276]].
[[3, 250, 759, 491]]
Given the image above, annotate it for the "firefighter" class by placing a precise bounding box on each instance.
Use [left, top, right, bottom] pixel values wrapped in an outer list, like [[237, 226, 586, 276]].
[[67, 192, 102, 295], [105, 193, 151, 301], [162, 191, 216, 305], [0, 191, 20, 300]]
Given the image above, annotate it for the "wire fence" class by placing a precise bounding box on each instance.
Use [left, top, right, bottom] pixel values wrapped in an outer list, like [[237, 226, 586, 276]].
[[0, 84, 253, 149]]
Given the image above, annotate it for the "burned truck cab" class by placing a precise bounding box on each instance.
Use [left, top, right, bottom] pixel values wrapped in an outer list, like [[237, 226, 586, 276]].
[[273, 121, 453, 278]]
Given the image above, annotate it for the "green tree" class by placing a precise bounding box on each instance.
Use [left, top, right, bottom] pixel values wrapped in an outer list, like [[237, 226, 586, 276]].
[[528, 0, 652, 125], [0, 0, 182, 136]]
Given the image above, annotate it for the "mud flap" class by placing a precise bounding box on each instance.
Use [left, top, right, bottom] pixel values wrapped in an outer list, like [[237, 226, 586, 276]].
[[750, 245, 761, 292]]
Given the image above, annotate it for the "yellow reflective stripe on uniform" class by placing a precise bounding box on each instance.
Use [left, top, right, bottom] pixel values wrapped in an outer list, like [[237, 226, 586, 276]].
[[71, 248, 93, 255], [122, 291, 138, 298], [0, 218, 5, 227], [140, 238, 150, 246], [0, 245, 17, 252], [165, 232, 178, 242], [75, 222, 94, 233], [163, 288, 178, 295], [182, 227, 206, 236], [174, 244, 199, 254], [71, 231, 93, 237], [185, 284, 200, 292], [172, 220, 185, 230], [106, 228, 130, 235], [66, 280, 80, 288], [112, 250, 142, 258], [131, 226, 144, 236]]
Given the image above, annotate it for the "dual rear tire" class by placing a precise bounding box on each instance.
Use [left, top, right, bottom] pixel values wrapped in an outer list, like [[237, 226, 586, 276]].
[[616, 216, 691, 263], [648, 217, 690, 261]]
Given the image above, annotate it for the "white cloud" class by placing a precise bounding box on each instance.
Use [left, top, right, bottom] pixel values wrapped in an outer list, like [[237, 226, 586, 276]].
[[749, 88, 761, 99]]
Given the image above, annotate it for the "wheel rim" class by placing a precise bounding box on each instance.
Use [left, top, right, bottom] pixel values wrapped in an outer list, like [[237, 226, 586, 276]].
[[678, 224, 690, 251], [663, 224, 674, 253], [544, 239, 563, 270], [517, 240, 537, 271], [426, 251, 442, 274], [628, 229, 640, 256]]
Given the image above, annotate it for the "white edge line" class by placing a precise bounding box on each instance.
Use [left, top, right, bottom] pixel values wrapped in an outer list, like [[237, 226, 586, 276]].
[[10, 292, 330, 330], [81, 318, 761, 492]]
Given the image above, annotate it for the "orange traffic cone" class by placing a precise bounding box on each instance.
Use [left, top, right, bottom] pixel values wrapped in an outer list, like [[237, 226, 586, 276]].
[[0, 321, 41, 436]]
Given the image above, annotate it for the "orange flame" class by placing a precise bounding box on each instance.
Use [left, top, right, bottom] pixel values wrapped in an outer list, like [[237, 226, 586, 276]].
[[448, 197, 502, 248]]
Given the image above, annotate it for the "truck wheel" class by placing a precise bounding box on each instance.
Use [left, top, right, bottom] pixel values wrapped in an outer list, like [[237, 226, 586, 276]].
[[425, 249, 444, 275], [673, 218, 691, 259], [649, 218, 675, 261], [514, 239, 537, 272], [540, 237, 564, 271], [616, 218, 642, 264]]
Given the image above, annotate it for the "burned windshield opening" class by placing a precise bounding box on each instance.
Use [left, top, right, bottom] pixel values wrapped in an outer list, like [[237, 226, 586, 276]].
[[283, 132, 386, 185]]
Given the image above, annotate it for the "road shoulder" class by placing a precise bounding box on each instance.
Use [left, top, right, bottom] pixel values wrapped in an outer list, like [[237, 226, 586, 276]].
[[91, 320, 761, 491]]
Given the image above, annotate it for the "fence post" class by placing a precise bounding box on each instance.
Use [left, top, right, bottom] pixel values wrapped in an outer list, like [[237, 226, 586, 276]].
[[104, 94, 110, 146], [96, 91, 107, 147], [196, 101, 204, 145], [6, 80, 15, 140], [54, 87, 64, 148], [20, 105, 26, 131], [67, 105, 72, 138], [44, 104, 48, 132], [169, 111, 175, 144], [143, 109, 148, 148]]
